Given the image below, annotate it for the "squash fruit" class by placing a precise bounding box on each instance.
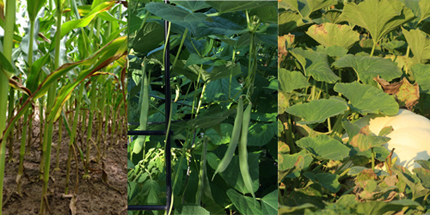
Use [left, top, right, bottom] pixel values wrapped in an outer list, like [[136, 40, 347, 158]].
[[345, 109, 430, 171]]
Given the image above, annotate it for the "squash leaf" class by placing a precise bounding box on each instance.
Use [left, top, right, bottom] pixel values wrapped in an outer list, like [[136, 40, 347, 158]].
[[334, 82, 399, 115], [332, 55, 402, 86], [290, 48, 340, 83], [339, 0, 414, 45], [279, 69, 309, 93], [286, 98, 348, 124], [402, 28, 430, 64], [297, 135, 350, 161], [306, 23, 360, 49]]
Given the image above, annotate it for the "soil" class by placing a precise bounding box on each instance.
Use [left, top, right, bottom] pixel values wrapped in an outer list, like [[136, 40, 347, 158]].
[[2, 112, 128, 215]]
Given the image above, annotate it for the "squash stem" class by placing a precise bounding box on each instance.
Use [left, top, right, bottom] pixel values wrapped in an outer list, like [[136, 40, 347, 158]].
[[310, 80, 316, 101], [370, 41, 377, 57], [312, 160, 328, 172]]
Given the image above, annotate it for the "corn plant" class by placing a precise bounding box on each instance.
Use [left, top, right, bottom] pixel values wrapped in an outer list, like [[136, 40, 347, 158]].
[[0, 0, 127, 213], [0, 0, 16, 214]]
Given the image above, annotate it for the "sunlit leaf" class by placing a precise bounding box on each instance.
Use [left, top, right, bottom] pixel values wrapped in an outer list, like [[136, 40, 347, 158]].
[[402, 28, 430, 64], [334, 82, 399, 115], [297, 135, 350, 160], [279, 69, 309, 93], [339, 0, 414, 45], [306, 23, 359, 49], [350, 126, 391, 152], [280, 0, 337, 18], [332, 54, 402, 86], [413, 168, 430, 189], [349, 200, 424, 215], [48, 36, 128, 122], [393, 165, 430, 201], [324, 9, 342, 23], [411, 63, 430, 93], [60, 1, 115, 39], [314, 45, 348, 58], [290, 48, 339, 83], [286, 98, 348, 124], [416, 160, 430, 170]]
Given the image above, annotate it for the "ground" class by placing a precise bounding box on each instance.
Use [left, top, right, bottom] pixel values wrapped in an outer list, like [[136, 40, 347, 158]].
[[2, 115, 128, 215]]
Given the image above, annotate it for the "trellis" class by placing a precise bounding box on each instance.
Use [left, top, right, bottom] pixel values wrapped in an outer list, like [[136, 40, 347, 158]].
[[128, 0, 172, 211]]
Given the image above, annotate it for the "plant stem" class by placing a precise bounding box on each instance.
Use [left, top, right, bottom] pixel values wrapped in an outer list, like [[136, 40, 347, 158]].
[[65, 83, 84, 193], [172, 28, 188, 68], [84, 78, 97, 178], [206, 12, 219, 17], [406, 46, 410, 58], [310, 80, 316, 101], [0, 0, 15, 213], [194, 83, 207, 118], [7, 88, 14, 163], [54, 112, 62, 170], [40, 1, 62, 212], [17, 112, 28, 195], [0, 77, 9, 215], [370, 41, 377, 57]]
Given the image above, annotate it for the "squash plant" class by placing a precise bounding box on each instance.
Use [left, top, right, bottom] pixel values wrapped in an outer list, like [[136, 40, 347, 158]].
[[279, 0, 430, 214], [127, 1, 278, 214], [343, 109, 430, 171]]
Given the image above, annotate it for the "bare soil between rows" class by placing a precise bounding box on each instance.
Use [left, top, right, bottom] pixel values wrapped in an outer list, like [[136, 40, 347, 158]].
[[3, 117, 128, 215]]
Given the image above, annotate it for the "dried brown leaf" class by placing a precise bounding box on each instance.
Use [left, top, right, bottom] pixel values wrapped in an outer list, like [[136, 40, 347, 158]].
[[374, 76, 402, 94], [374, 76, 420, 110], [69, 195, 77, 215]]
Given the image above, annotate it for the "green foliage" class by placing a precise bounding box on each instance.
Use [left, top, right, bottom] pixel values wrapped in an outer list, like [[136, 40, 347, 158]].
[[279, 0, 430, 214], [128, 1, 277, 214]]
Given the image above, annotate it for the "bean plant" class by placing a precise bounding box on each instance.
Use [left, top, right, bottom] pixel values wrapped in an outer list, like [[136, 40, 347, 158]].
[[279, 0, 430, 214], [127, 1, 278, 214]]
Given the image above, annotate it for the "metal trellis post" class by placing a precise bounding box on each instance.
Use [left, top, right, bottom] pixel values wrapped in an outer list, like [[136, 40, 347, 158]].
[[128, 0, 172, 211]]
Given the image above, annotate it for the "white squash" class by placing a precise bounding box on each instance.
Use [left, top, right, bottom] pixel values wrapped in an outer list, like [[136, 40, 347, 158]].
[[344, 109, 430, 171]]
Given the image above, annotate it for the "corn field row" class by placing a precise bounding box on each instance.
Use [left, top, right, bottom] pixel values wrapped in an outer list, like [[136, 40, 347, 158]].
[[0, 0, 127, 214]]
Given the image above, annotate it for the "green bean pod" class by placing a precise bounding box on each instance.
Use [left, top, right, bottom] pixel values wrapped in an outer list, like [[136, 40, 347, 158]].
[[196, 137, 208, 205], [239, 102, 255, 201], [212, 96, 243, 181], [133, 64, 149, 155]]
